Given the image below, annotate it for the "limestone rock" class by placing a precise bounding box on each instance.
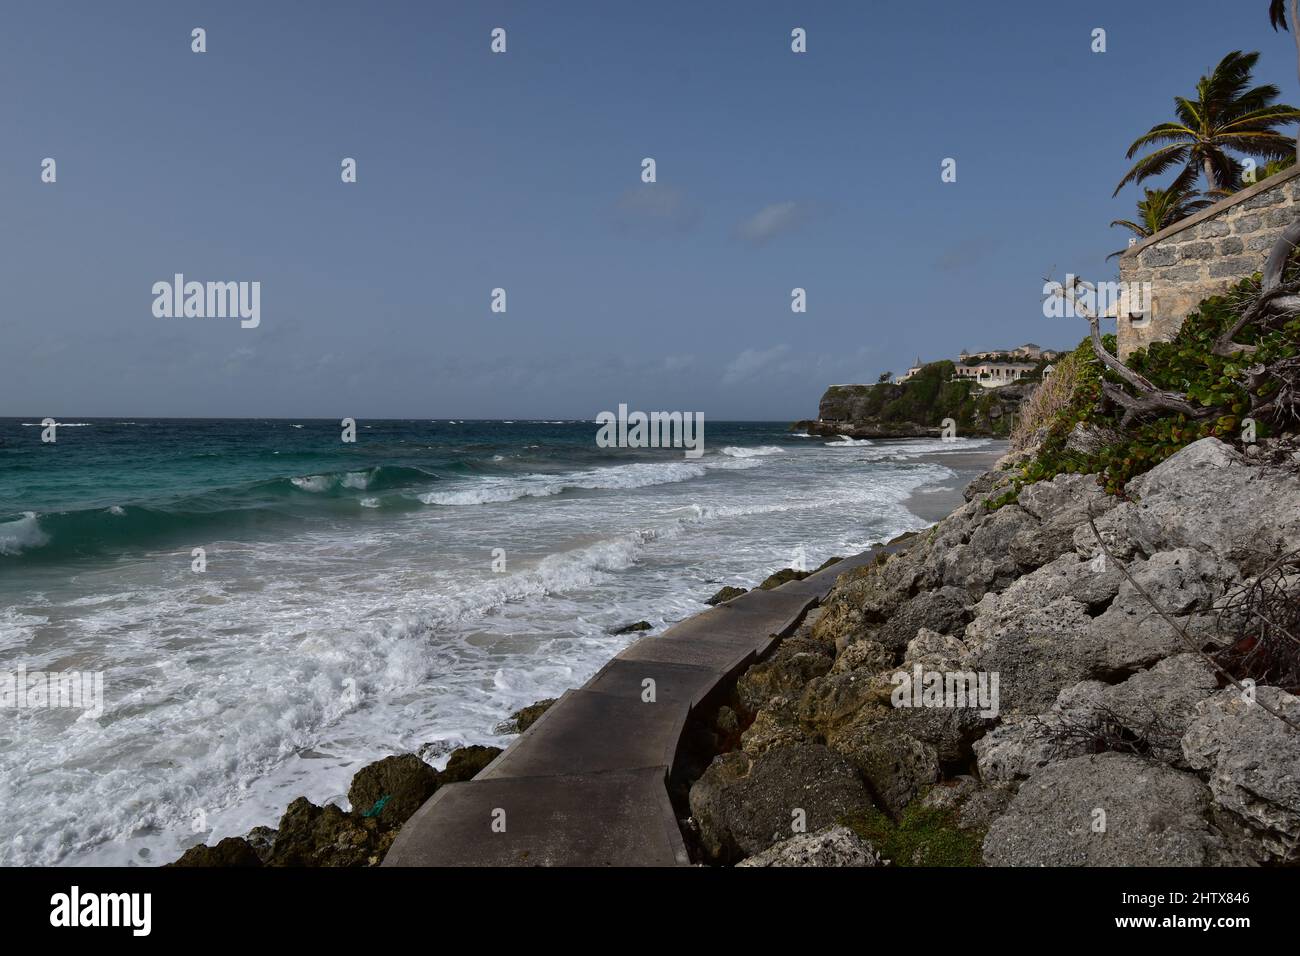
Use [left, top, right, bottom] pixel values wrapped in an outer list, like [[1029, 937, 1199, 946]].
[[826, 711, 941, 814], [735, 825, 882, 867], [903, 627, 971, 669], [169, 836, 263, 867], [741, 697, 811, 756], [1123, 438, 1300, 575], [1099, 653, 1218, 757], [874, 586, 970, 651], [441, 744, 502, 784], [688, 744, 874, 864], [266, 798, 393, 867], [830, 638, 892, 675], [705, 585, 748, 605], [970, 595, 1097, 715], [982, 753, 1238, 866], [736, 638, 834, 713], [1086, 549, 1235, 673], [508, 698, 557, 734], [1182, 686, 1300, 863], [347, 753, 440, 828]]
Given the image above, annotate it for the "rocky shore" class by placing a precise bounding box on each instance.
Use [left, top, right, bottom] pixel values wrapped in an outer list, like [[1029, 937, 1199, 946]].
[[687, 436, 1300, 866]]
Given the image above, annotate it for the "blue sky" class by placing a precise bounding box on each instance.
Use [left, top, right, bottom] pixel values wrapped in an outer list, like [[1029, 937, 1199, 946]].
[[2, 0, 1297, 419]]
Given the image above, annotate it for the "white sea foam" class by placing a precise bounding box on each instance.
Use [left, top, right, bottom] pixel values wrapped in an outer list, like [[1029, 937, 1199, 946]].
[[419, 460, 713, 506], [0, 513, 49, 555], [824, 436, 874, 447], [290, 475, 334, 493], [720, 445, 785, 458]]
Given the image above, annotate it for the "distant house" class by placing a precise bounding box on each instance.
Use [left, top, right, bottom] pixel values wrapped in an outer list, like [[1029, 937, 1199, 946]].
[[893, 343, 1056, 390], [959, 343, 1058, 363], [953, 361, 1039, 389], [896, 357, 925, 383]]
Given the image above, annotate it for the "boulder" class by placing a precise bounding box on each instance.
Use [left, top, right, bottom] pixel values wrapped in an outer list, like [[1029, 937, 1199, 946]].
[[826, 711, 940, 814], [266, 798, 392, 867], [812, 555, 923, 647], [507, 698, 557, 734], [974, 681, 1107, 783], [1010, 473, 1118, 570], [982, 753, 1239, 866], [903, 628, 971, 669], [1182, 686, 1300, 863], [1122, 438, 1300, 575], [169, 836, 263, 867], [441, 745, 503, 784], [874, 586, 970, 651], [830, 638, 893, 675], [347, 753, 440, 828], [1099, 653, 1219, 760], [705, 585, 748, 605], [948, 504, 1036, 595], [689, 744, 874, 864], [736, 638, 834, 713], [920, 776, 1016, 831], [758, 568, 809, 590], [735, 825, 882, 867], [798, 668, 894, 736], [741, 697, 811, 756], [1086, 549, 1236, 673], [969, 595, 1097, 715]]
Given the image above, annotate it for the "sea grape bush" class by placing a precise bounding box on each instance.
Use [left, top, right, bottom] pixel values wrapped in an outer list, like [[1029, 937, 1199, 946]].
[[996, 273, 1300, 502]]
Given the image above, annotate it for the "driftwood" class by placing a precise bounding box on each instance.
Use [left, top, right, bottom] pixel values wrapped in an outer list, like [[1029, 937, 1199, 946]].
[[1057, 276, 1218, 427]]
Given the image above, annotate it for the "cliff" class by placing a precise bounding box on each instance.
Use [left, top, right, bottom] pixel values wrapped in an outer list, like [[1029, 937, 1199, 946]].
[[793, 362, 1031, 439]]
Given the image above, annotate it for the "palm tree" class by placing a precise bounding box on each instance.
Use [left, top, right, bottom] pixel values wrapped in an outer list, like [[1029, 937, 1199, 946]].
[[1107, 174, 1213, 259], [1271, 1, 1300, 149], [1114, 50, 1300, 197]]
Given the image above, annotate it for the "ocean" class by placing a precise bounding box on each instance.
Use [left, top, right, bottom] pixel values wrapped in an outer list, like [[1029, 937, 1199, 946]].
[[0, 417, 995, 865]]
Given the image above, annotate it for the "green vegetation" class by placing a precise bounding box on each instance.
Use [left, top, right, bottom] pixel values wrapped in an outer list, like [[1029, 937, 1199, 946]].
[[840, 802, 984, 867], [997, 275, 1300, 501], [832, 361, 1016, 436]]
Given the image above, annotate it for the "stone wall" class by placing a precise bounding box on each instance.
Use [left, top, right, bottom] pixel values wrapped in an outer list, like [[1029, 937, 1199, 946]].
[[1117, 165, 1300, 359]]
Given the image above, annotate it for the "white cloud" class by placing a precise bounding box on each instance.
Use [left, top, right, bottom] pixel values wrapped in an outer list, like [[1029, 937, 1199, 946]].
[[736, 201, 810, 245]]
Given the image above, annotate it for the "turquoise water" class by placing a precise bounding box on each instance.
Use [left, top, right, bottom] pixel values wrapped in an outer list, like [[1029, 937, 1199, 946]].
[[0, 418, 991, 865]]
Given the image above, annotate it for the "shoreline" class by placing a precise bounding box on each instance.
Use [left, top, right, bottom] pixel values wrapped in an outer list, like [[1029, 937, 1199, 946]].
[[171, 438, 1010, 866], [901, 443, 1008, 524]]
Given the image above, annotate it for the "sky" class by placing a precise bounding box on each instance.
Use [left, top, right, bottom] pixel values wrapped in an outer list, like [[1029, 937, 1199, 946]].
[[2, 0, 1298, 420]]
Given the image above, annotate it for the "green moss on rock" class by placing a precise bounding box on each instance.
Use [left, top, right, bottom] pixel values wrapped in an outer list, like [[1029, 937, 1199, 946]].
[[839, 803, 984, 867]]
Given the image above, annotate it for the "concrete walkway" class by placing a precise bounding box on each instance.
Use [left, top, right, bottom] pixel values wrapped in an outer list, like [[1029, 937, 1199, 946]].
[[382, 549, 885, 867]]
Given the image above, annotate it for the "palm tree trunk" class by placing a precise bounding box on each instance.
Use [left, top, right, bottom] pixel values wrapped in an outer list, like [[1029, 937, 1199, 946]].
[[1203, 155, 1220, 193]]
